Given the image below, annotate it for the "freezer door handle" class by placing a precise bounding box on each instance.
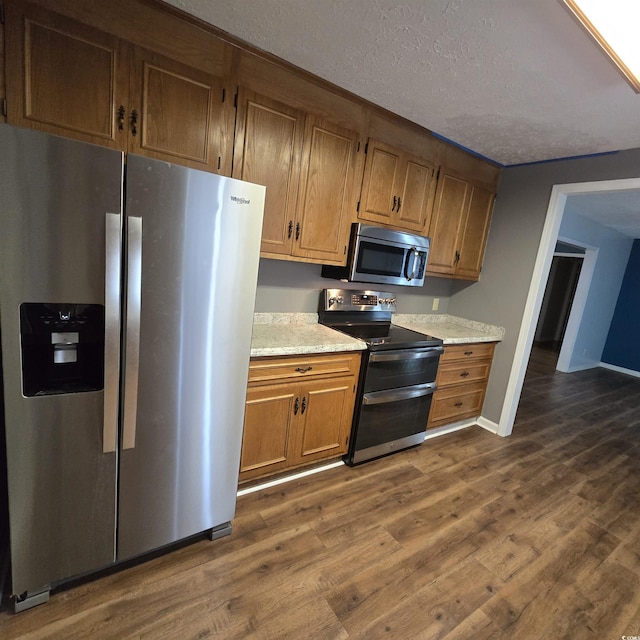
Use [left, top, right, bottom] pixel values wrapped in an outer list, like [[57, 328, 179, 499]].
[[104, 213, 122, 453], [123, 216, 143, 450]]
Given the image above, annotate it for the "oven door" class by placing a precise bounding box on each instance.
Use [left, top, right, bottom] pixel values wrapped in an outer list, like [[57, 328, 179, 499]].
[[350, 382, 436, 464], [363, 347, 442, 392]]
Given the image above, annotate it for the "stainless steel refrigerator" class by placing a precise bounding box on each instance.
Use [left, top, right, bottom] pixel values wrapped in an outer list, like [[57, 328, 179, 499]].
[[0, 124, 265, 611]]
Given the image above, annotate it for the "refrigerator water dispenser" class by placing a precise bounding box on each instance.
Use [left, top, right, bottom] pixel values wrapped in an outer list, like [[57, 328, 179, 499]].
[[20, 303, 105, 396]]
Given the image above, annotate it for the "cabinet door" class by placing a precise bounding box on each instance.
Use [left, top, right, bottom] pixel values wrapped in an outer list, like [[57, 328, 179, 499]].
[[294, 116, 362, 265], [233, 89, 305, 256], [428, 381, 487, 428], [240, 383, 297, 481], [426, 171, 468, 275], [291, 376, 356, 466], [358, 139, 401, 226], [128, 45, 233, 173], [5, 3, 128, 148], [358, 139, 437, 233], [395, 156, 438, 233], [455, 185, 495, 280]]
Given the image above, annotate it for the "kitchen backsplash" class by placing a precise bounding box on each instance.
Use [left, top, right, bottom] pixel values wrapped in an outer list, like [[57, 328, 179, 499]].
[[254, 258, 454, 314]]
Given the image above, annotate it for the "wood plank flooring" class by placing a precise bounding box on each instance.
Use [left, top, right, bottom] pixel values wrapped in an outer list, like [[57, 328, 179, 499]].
[[2, 353, 640, 638]]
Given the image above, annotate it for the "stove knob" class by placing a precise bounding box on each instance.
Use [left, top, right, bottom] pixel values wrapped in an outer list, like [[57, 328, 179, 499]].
[[328, 297, 336, 306], [389, 298, 396, 305], [337, 296, 344, 304]]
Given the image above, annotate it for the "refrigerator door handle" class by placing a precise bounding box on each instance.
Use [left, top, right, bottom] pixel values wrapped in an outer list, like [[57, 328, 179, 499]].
[[123, 216, 143, 450], [104, 213, 122, 454]]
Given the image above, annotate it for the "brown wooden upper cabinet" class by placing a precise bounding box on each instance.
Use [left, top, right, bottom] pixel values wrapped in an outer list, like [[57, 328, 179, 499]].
[[233, 88, 363, 265], [357, 138, 438, 234], [427, 168, 495, 281], [4, 3, 233, 173]]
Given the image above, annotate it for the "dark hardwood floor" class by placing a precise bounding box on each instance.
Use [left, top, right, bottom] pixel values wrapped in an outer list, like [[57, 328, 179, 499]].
[[2, 351, 640, 638]]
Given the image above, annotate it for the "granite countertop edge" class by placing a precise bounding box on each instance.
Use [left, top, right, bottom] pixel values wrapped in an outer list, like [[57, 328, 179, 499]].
[[392, 314, 505, 345], [250, 312, 504, 357], [250, 313, 366, 358]]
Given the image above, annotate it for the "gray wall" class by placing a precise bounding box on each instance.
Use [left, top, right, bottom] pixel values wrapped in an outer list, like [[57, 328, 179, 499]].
[[448, 148, 640, 427], [255, 258, 454, 313]]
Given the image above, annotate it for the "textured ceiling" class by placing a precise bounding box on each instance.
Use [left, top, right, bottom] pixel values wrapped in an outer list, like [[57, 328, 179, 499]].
[[163, 0, 640, 167], [161, 0, 640, 237], [566, 192, 640, 238]]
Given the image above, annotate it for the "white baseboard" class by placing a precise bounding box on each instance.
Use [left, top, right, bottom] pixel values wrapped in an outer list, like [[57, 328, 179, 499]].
[[424, 419, 477, 440], [563, 361, 600, 373], [237, 460, 344, 496], [476, 416, 500, 434], [600, 362, 640, 379]]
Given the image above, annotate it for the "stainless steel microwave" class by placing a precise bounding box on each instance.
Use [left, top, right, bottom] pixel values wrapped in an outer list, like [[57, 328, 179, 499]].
[[321, 223, 430, 287]]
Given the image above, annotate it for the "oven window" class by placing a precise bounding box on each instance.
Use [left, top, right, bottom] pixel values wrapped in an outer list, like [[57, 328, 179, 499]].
[[356, 241, 405, 276]]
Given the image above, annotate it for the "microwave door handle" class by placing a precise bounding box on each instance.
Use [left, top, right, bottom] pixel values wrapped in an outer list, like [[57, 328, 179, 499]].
[[404, 247, 419, 281]]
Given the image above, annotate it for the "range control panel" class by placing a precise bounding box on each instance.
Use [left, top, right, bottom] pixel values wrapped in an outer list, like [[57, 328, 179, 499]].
[[322, 289, 396, 312]]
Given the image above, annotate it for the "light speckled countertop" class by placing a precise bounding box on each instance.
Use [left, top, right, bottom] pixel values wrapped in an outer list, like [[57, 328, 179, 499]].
[[393, 314, 504, 344], [250, 312, 503, 357], [251, 313, 365, 357]]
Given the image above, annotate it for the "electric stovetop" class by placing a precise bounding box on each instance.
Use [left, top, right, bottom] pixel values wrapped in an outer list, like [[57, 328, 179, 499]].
[[318, 288, 442, 351]]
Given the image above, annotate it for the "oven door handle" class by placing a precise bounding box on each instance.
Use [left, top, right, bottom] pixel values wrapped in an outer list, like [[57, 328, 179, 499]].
[[363, 382, 436, 405], [369, 347, 443, 362]]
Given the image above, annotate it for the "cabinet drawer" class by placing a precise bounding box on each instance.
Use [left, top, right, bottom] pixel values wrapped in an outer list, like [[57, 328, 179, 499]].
[[427, 381, 486, 428], [248, 352, 360, 384], [439, 342, 495, 364], [436, 358, 492, 387]]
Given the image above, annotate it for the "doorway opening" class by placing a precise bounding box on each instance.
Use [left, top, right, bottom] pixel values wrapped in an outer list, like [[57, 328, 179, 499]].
[[527, 241, 583, 377], [498, 176, 640, 437]]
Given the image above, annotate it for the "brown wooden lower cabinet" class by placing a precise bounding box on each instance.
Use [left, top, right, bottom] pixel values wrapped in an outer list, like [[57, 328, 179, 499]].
[[239, 351, 361, 482], [427, 342, 496, 429]]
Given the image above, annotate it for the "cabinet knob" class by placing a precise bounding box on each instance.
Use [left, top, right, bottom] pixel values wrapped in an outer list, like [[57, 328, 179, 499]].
[[287, 220, 294, 239], [295, 222, 301, 240], [397, 196, 402, 212], [392, 195, 397, 211], [294, 397, 300, 415], [301, 396, 307, 414], [460, 371, 470, 378], [454, 401, 463, 407]]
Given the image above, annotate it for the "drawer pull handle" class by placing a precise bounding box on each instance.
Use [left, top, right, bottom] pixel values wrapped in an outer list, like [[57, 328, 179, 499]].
[[295, 366, 313, 373], [460, 371, 470, 378], [454, 401, 463, 407], [464, 351, 473, 356]]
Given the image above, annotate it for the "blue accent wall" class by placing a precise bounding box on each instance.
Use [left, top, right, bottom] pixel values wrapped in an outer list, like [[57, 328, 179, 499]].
[[602, 239, 640, 372]]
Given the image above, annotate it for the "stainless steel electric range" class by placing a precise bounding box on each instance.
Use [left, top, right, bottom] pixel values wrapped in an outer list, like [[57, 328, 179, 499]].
[[319, 289, 443, 465]]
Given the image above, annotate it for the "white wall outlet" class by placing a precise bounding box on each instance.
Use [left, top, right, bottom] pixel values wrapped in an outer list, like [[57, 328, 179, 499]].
[[432, 298, 439, 311]]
